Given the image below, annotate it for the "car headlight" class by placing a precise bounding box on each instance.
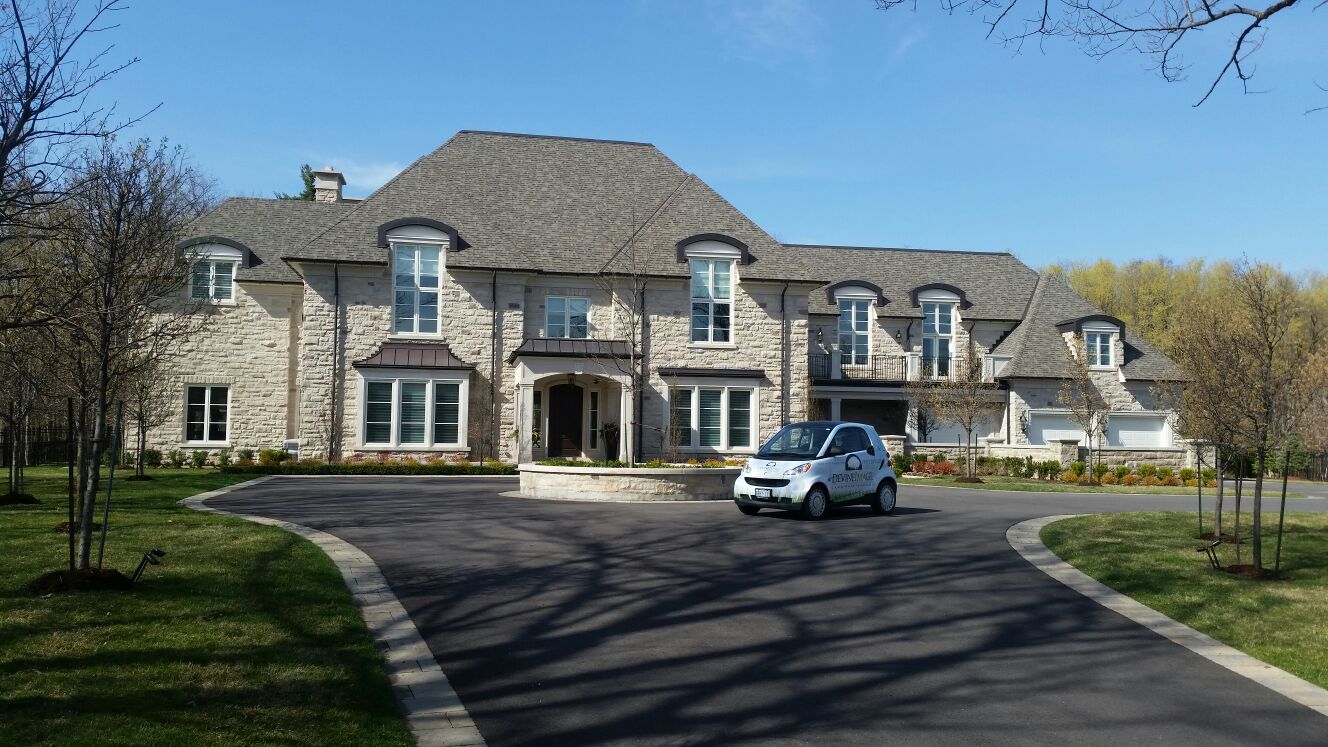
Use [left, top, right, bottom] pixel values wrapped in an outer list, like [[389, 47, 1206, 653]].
[[783, 463, 812, 476]]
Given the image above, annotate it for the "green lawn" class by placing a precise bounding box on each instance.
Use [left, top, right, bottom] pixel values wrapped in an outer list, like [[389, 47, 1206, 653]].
[[1042, 511, 1328, 689], [0, 467, 412, 747], [904, 474, 1305, 497]]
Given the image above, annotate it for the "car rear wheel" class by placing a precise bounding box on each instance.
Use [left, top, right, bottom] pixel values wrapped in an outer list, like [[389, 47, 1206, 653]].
[[737, 504, 761, 516], [871, 480, 897, 515], [802, 486, 829, 520]]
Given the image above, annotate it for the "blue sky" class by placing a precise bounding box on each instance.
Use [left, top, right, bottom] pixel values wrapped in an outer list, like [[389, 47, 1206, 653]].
[[95, 1, 1326, 271]]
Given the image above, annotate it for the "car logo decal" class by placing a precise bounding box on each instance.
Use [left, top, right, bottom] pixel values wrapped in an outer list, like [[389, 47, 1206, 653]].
[[846, 454, 862, 471], [766, 462, 776, 468]]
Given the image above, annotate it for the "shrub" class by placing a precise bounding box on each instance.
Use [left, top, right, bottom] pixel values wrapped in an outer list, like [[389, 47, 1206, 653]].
[[1114, 465, 1132, 480], [236, 448, 255, 463], [1204, 479, 1218, 488], [1003, 456, 1026, 477], [1179, 468, 1196, 482], [892, 453, 912, 475], [216, 448, 232, 468], [1061, 470, 1081, 484], [1143, 475, 1161, 486], [1163, 475, 1181, 487], [932, 460, 957, 475], [258, 448, 288, 466], [142, 448, 162, 468], [167, 449, 185, 468], [912, 453, 930, 464], [1157, 467, 1174, 480], [1069, 461, 1087, 476], [933, 453, 949, 463], [1200, 468, 1216, 481], [1092, 462, 1110, 480], [1100, 473, 1118, 485], [1039, 461, 1063, 480], [1184, 478, 1199, 487], [1137, 464, 1158, 478], [190, 450, 207, 468], [1121, 473, 1139, 486]]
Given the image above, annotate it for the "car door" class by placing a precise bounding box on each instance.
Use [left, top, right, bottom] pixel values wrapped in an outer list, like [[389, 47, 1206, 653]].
[[840, 427, 873, 500], [822, 427, 853, 499]]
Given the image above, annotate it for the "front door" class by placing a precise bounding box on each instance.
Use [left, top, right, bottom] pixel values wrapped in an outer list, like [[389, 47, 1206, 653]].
[[547, 383, 584, 458]]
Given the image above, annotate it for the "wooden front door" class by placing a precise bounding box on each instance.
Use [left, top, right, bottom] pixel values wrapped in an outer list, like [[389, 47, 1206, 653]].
[[547, 383, 584, 457]]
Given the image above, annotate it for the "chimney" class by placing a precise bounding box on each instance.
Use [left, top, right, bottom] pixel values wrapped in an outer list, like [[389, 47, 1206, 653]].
[[312, 166, 345, 203]]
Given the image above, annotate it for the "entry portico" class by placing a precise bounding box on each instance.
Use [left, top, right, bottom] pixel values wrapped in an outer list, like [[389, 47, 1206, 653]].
[[510, 339, 637, 463]]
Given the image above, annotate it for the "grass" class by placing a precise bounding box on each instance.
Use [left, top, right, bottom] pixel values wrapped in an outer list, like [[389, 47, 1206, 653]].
[[0, 466, 412, 747], [1042, 511, 1328, 689], [903, 474, 1306, 497]]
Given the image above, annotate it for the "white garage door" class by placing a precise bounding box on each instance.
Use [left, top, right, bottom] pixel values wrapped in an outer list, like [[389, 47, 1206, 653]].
[[1108, 414, 1168, 448], [1028, 414, 1084, 446]]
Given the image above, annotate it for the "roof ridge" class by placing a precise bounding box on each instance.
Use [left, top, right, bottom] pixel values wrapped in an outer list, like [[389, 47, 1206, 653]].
[[598, 172, 694, 273], [787, 243, 1016, 257], [457, 130, 655, 147]]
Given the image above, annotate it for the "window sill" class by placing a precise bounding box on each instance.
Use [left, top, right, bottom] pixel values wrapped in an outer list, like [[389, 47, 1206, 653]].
[[688, 342, 737, 350], [182, 441, 230, 448], [388, 333, 444, 341], [359, 444, 467, 451]]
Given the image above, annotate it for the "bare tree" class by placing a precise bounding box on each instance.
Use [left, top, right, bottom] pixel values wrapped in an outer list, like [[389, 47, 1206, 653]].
[[906, 339, 996, 479], [1272, 351, 1328, 572], [0, 324, 45, 498], [121, 358, 173, 479], [50, 138, 213, 570], [874, 0, 1313, 108], [0, 0, 144, 332], [1058, 332, 1110, 480]]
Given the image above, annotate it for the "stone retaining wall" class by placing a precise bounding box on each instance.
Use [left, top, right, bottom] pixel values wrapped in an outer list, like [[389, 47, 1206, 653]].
[[519, 464, 740, 501]]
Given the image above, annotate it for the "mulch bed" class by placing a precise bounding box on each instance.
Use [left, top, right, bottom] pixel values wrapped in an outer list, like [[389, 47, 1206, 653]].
[[0, 493, 40, 505], [51, 521, 103, 533], [27, 568, 133, 594], [1223, 564, 1291, 581]]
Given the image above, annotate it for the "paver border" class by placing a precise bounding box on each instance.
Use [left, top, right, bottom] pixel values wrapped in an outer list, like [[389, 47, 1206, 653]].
[[182, 477, 486, 747], [1008, 514, 1328, 719]]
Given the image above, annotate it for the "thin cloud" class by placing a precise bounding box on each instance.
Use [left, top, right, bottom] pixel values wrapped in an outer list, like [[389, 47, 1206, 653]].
[[315, 157, 405, 196], [716, 0, 825, 64]]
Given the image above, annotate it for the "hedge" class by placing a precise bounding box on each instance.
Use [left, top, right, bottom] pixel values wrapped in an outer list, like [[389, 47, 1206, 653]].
[[220, 461, 518, 476]]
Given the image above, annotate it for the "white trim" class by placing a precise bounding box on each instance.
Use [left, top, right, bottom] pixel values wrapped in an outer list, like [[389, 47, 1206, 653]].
[[663, 382, 759, 454], [837, 298, 872, 366], [190, 256, 240, 306], [832, 285, 878, 301], [917, 288, 961, 303], [182, 383, 231, 446], [389, 241, 445, 336], [681, 239, 743, 260], [544, 294, 591, 339], [385, 224, 451, 244], [357, 369, 470, 450], [688, 258, 736, 345]]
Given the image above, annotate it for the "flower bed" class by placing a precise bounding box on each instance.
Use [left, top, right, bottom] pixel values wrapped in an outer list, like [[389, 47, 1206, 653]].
[[519, 462, 741, 501], [221, 461, 516, 476]]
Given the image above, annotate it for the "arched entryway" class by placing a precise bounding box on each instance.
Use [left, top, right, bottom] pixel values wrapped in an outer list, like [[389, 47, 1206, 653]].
[[546, 383, 584, 458]]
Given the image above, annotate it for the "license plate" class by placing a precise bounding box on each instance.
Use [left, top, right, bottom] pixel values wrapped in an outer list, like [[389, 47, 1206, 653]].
[[755, 488, 772, 498]]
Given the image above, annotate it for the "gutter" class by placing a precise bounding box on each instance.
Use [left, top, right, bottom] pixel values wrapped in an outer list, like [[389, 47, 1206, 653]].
[[780, 281, 789, 423], [329, 262, 341, 462], [636, 281, 648, 465], [490, 271, 499, 461]]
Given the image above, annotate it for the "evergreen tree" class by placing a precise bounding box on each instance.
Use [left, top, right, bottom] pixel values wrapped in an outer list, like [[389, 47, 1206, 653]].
[[275, 164, 315, 201]]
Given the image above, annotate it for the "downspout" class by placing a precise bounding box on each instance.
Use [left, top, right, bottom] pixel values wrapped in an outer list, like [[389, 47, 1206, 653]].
[[1005, 386, 1012, 444], [636, 281, 647, 465], [490, 271, 498, 462], [329, 262, 341, 462], [780, 281, 789, 423]]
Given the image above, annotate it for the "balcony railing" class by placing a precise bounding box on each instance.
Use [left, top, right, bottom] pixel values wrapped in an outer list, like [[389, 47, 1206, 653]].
[[810, 351, 989, 383]]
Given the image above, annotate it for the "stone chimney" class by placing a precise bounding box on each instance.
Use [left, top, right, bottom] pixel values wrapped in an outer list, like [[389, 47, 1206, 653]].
[[312, 166, 345, 203]]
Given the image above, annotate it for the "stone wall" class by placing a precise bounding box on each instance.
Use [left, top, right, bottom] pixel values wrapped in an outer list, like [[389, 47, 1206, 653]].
[[519, 463, 740, 501], [141, 282, 301, 455]]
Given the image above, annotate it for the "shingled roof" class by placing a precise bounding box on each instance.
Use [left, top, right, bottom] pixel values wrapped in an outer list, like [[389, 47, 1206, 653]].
[[992, 274, 1185, 381], [180, 198, 356, 284], [285, 131, 828, 283], [787, 245, 1040, 321]]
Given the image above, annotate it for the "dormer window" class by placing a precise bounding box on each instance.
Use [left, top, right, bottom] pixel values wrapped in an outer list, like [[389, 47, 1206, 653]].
[[1085, 331, 1113, 367], [690, 258, 733, 344], [921, 300, 955, 379], [189, 245, 242, 303], [392, 244, 441, 335]]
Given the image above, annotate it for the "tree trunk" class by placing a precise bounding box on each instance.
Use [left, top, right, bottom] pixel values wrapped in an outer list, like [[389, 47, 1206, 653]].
[[1275, 444, 1290, 574], [136, 415, 146, 478], [1252, 446, 1266, 572], [1214, 458, 1224, 537], [77, 310, 113, 570], [1233, 459, 1244, 565]]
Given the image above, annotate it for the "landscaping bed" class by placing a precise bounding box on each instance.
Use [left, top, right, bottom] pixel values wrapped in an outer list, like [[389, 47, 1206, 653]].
[[1042, 511, 1328, 689], [902, 474, 1253, 495], [222, 460, 516, 476], [520, 460, 742, 501], [0, 467, 412, 746]]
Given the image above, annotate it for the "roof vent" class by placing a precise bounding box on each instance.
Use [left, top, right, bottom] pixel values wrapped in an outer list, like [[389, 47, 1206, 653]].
[[312, 166, 345, 203]]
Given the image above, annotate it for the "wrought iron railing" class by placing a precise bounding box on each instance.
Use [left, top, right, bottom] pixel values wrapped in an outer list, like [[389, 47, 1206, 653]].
[[809, 353, 983, 383]]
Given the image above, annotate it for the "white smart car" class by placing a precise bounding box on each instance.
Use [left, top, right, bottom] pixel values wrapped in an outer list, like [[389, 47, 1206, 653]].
[[733, 421, 898, 519]]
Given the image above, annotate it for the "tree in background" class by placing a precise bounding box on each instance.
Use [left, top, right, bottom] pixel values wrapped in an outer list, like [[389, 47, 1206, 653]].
[[49, 138, 214, 570], [1057, 333, 1110, 481], [122, 359, 174, 480], [874, 0, 1315, 108], [905, 339, 995, 480], [0, 0, 143, 333], [275, 164, 315, 201], [1273, 353, 1328, 573]]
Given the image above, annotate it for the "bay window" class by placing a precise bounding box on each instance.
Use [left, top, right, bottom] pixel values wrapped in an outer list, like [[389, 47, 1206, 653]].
[[690, 259, 732, 344], [393, 244, 442, 335], [667, 385, 756, 451], [361, 375, 467, 448], [185, 385, 229, 443], [546, 296, 590, 339]]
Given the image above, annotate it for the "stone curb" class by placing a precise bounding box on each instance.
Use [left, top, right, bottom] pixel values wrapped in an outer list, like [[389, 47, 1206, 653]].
[[181, 477, 486, 746], [1008, 515, 1328, 720]]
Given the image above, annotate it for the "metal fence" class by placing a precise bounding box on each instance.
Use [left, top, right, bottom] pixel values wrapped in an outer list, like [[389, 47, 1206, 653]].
[[0, 425, 74, 467]]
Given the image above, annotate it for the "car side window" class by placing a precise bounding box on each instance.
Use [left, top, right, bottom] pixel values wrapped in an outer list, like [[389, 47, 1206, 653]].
[[828, 429, 852, 455]]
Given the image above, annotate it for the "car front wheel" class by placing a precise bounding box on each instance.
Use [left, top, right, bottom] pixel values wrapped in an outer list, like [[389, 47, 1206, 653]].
[[802, 486, 829, 520], [737, 504, 761, 516], [871, 481, 897, 515]]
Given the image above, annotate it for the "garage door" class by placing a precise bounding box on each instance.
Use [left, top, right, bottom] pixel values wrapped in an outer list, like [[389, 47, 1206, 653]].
[[1108, 414, 1168, 448], [1027, 413, 1084, 446]]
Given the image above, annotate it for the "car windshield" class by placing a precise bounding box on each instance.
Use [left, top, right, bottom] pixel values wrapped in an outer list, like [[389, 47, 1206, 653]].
[[757, 423, 834, 460]]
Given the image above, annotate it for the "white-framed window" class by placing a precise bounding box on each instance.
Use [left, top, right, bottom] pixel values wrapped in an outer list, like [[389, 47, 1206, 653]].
[[190, 259, 238, 302], [838, 299, 871, 365], [392, 244, 442, 335], [921, 302, 954, 378], [667, 384, 756, 451], [546, 296, 590, 339], [184, 385, 229, 443], [360, 373, 468, 449], [690, 259, 733, 344], [588, 390, 600, 450], [1085, 331, 1113, 367]]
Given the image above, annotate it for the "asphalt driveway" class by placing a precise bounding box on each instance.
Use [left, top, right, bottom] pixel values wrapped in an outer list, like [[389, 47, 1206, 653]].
[[211, 478, 1327, 746]]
